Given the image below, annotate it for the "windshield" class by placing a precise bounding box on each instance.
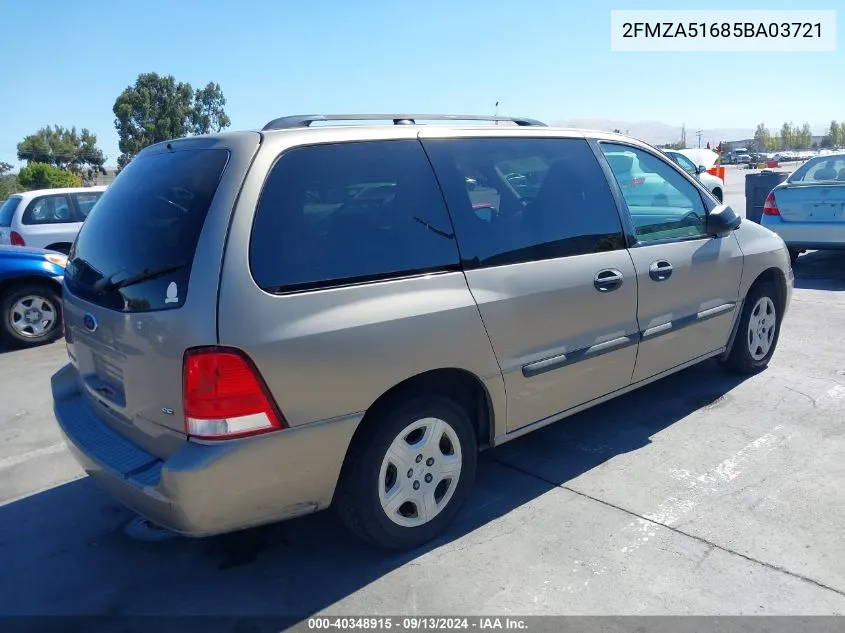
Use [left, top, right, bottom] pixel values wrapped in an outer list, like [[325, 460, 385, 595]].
[[65, 148, 230, 312], [789, 156, 845, 183], [0, 196, 21, 227]]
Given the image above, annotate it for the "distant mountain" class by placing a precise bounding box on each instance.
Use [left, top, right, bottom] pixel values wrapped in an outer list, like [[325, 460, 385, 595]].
[[550, 118, 829, 146]]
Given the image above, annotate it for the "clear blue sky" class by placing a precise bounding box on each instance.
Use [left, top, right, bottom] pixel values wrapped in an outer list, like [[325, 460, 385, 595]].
[[0, 0, 841, 167]]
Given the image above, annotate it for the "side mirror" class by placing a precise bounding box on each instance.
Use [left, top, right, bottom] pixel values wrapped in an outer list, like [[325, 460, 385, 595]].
[[707, 204, 742, 236], [696, 165, 707, 174]]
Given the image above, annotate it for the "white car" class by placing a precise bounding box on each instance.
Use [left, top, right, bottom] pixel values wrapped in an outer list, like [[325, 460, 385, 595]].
[[0, 186, 106, 254], [664, 150, 724, 202]]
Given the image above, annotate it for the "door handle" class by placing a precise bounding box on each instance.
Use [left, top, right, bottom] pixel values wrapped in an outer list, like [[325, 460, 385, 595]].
[[594, 268, 624, 292], [649, 260, 673, 282]]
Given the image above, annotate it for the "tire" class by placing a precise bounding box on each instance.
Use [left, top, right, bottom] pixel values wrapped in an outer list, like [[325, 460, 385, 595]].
[[788, 248, 802, 265], [0, 283, 62, 348], [720, 282, 782, 374], [712, 187, 723, 203], [334, 395, 478, 551]]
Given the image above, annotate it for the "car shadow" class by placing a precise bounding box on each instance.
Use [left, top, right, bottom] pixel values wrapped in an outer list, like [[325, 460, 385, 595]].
[[792, 250, 845, 291], [0, 359, 751, 621]]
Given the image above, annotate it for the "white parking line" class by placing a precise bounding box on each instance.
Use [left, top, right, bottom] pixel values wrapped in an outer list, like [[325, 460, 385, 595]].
[[0, 443, 67, 470], [616, 424, 790, 554], [818, 384, 845, 405]]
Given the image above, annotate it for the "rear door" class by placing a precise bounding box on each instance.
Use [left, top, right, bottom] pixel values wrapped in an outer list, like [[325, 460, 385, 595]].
[[776, 157, 845, 223], [61, 134, 260, 459], [598, 141, 743, 382], [423, 133, 639, 433], [19, 194, 77, 249]]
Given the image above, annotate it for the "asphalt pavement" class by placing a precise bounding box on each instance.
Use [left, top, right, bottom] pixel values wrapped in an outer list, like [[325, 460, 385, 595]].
[[0, 166, 843, 619]]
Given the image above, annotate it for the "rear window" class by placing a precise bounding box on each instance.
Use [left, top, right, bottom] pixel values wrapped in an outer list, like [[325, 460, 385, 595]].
[[0, 197, 20, 227], [250, 140, 461, 292], [789, 156, 845, 183], [65, 149, 229, 312]]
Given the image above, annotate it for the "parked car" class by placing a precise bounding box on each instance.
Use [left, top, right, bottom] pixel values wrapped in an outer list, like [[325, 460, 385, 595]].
[[663, 149, 724, 202], [0, 186, 107, 254], [51, 114, 793, 551], [761, 152, 845, 264], [0, 245, 66, 347]]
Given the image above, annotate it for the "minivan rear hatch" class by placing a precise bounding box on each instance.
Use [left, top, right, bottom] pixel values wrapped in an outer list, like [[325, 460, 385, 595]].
[[61, 135, 260, 459]]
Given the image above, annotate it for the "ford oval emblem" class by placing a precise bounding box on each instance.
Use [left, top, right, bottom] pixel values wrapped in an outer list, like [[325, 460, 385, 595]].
[[83, 313, 98, 332]]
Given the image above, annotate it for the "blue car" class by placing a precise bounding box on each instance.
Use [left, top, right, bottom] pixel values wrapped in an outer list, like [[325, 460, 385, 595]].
[[0, 245, 67, 347]]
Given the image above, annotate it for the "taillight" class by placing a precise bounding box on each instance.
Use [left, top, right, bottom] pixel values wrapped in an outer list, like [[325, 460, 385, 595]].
[[183, 347, 286, 440], [762, 192, 780, 216], [10, 231, 25, 246]]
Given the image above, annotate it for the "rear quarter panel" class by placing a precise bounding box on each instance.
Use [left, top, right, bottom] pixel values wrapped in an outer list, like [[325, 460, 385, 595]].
[[217, 128, 506, 437]]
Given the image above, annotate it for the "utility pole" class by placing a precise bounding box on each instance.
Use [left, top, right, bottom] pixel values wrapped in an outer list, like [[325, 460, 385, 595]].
[[696, 129, 703, 148]]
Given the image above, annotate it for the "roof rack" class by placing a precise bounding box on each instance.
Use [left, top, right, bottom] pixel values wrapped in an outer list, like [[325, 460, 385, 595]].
[[261, 114, 548, 131]]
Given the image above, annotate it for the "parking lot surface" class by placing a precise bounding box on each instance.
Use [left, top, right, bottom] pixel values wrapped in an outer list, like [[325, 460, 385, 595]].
[[1, 166, 843, 618]]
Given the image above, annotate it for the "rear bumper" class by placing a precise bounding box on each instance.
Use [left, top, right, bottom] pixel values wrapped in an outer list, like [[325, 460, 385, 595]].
[[760, 217, 845, 250], [51, 363, 361, 537]]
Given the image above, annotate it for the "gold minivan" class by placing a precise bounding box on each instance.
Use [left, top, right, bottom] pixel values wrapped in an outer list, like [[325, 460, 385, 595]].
[[52, 114, 792, 550]]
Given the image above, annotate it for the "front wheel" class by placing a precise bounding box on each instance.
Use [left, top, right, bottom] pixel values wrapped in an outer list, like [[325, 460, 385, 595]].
[[1, 283, 62, 348], [334, 395, 478, 550], [720, 282, 782, 374]]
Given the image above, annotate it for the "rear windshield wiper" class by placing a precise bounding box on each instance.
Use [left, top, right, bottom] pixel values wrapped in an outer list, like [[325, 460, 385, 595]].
[[94, 263, 187, 294]]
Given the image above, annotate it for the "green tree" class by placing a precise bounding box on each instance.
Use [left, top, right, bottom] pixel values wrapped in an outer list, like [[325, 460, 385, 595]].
[[780, 122, 794, 149], [796, 122, 813, 149], [827, 121, 840, 147], [839, 122, 845, 148], [17, 126, 106, 178], [0, 161, 19, 199], [17, 162, 82, 190], [753, 123, 770, 152], [113, 72, 231, 169]]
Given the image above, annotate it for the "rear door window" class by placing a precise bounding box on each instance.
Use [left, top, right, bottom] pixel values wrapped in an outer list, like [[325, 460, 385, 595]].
[[422, 137, 627, 267], [73, 191, 103, 218], [22, 195, 74, 225], [250, 140, 460, 292], [65, 149, 230, 312], [0, 197, 20, 227]]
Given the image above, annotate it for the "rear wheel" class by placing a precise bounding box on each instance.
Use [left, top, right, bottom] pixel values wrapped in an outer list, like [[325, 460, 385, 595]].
[[720, 282, 781, 374], [0, 283, 62, 347], [335, 395, 477, 550]]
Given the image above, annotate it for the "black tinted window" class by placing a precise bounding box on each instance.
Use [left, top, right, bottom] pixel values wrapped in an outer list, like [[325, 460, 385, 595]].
[[0, 197, 20, 227], [423, 137, 626, 267], [250, 140, 460, 292], [22, 195, 74, 225], [65, 149, 229, 312]]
